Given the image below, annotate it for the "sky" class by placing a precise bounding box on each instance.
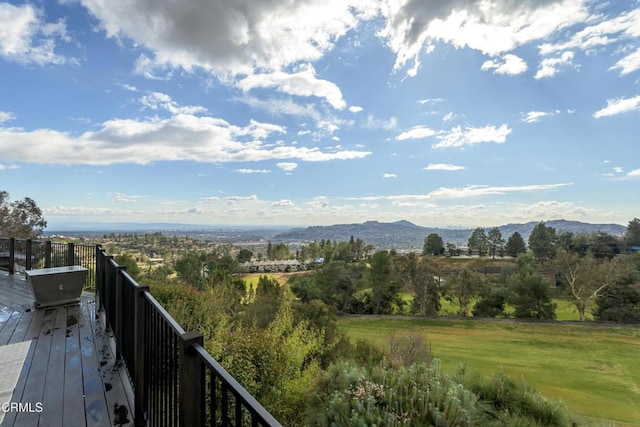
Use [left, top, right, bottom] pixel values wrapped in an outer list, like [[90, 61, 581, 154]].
[[0, 0, 639, 229]]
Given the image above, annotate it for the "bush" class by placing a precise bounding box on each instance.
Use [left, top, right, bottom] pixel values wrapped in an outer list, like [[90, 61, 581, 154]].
[[307, 359, 480, 427], [457, 368, 574, 426]]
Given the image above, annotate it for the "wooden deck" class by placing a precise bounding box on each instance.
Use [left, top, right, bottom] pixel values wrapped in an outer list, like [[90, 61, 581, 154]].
[[0, 273, 133, 426]]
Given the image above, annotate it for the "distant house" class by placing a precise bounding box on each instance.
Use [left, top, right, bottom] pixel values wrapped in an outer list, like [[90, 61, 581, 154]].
[[240, 259, 304, 272]]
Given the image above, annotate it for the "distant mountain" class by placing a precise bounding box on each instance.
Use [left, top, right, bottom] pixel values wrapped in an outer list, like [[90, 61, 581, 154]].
[[273, 219, 627, 250], [498, 220, 626, 241]]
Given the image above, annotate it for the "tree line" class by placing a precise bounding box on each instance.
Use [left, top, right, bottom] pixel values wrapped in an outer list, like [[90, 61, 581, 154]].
[[423, 219, 640, 259]]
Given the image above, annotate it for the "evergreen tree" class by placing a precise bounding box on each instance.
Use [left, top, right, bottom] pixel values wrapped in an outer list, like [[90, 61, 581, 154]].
[[505, 231, 526, 257], [487, 227, 505, 258], [422, 233, 445, 256], [528, 221, 557, 260], [468, 227, 488, 256]]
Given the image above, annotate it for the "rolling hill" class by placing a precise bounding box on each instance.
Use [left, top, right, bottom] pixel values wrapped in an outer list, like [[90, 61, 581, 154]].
[[273, 219, 627, 250]]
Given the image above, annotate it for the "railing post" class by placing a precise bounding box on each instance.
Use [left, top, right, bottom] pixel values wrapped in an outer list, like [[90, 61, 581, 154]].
[[134, 285, 149, 426], [115, 265, 126, 360], [67, 242, 75, 266], [25, 239, 32, 271], [45, 241, 52, 268], [8, 238, 14, 275], [179, 331, 204, 427], [96, 246, 104, 309], [104, 254, 114, 326]]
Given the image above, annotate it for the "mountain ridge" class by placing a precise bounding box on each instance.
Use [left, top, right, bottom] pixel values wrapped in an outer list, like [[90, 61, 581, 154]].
[[273, 219, 627, 250]]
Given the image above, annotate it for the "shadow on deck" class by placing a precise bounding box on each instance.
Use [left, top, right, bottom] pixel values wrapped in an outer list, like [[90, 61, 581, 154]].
[[0, 273, 133, 426]]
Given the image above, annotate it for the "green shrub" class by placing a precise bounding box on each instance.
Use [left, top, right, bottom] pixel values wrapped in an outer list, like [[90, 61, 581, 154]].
[[307, 359, 480, 427], [457, 369, 573, 426]]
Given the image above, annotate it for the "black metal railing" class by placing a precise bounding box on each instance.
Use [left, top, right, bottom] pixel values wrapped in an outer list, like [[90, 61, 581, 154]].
[[96, 246, 281, 427], [0, 237, 96, 289], [0, 237, 281, 425]]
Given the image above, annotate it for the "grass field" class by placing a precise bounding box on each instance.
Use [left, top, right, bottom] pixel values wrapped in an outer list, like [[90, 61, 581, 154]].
[[339, 317, 640, 426]]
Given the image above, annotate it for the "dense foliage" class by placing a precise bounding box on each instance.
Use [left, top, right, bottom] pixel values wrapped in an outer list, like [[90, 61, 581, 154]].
[[0, 190, 47, 238], [128, 226, 640, 426]]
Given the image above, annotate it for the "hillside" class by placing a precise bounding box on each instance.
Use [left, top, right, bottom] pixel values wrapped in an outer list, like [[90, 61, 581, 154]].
[[273, 219, 627, 250]]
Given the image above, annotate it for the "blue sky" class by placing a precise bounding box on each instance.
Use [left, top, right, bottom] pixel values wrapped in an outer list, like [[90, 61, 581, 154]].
[[1, 0, 639, 228]]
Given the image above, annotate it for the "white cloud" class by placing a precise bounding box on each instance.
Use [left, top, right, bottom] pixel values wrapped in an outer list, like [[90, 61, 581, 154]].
[[521, 111, 553, 123], [434, 124, 511, 148], [535, 51, 576, 79], [0, 164, 19, 170], [418, 98, 444, 105], [139, 91, 208, 115], [396, 125, 436, 141], [235, 169, 271, 174], [425, 183, 572, 199], [363, 114, 397, 130], [442, 111, 454, 122], [225, 195, 259, 204], [0, 111, 15, 124], [236, 95, 322, 121], [0, 113, 371, 165], [424, 163, 466, 171], [610, 47, 640, 75], [383, 173, 397, 178], [511, 200, 591, 220], [272, 199, 293, 207], [539, 7, 640, 55], [628, 169, 640, 177], [0, 3, 70, 65], [481, 54, 528, 75], [277, 162, 298, 172], [349, 105, 364, 113], [593, 95, 640, 118], [118, 83, 139, 92], [237, 64, 346, 110], [378, 0, 589, 76], [81, 0, 377, 76], [112, 192, 140, 203]]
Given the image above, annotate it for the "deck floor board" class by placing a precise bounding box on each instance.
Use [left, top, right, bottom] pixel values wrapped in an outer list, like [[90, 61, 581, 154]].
[[0, 273, 133, 427]]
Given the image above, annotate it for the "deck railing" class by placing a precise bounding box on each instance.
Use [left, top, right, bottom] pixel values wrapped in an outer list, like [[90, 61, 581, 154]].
[[96, 246, 281, 426], [1, 237, 280, 426], [0, 237, 97, 289]]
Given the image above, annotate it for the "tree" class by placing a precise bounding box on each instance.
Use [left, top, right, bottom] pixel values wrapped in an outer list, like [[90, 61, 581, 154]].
[[556, 249, 618, 321], [626, 218, 640, 246], [443, 269, 486, 317], [396, 253, 440, 316], [556, 231, 574, 251], [472, 286, 507, 318], [487, 227, 505, 258], [174, 252, 205, 289], [594, 253, 640, 323], [505, 231, 526, 257], [468, 227, 488, 256], [528, 221, 557, 260], [588, 232, 618, 259], [114, 253, 142, 281], [422, 233, 444, 256], [507, 254, 556, 319], [595, 282, 640, 323], [236, 248, 253, 263], [366, 251, 401, 314], [0, 191, 47, 238]]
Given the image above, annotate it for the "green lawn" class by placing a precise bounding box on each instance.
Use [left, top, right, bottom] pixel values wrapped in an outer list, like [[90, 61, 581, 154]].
[[339, 317, 640, 426]]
